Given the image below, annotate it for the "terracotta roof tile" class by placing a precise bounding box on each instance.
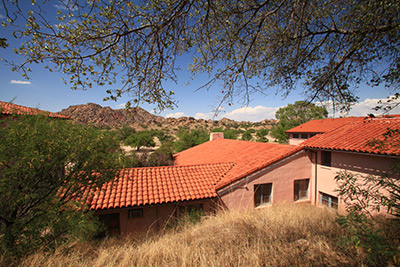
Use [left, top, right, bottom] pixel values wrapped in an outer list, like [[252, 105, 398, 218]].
[[301, 118, 400, 156], [286, 117, 366, 133], [286, 115, 400, 134], [0, 101, 69, 119], [174, 139, 303, 189], [87, 163, 234, 211]]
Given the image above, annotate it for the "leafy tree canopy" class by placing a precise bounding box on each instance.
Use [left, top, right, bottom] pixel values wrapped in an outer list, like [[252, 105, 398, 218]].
[[271, 100, 328, 142], [174, 128, 209, 152], [2, 0, 399, 111], [256, 128, 269, 142], [212, 127, 238, 139], [241, 131, 253, 141], [0, 114, 122, 261], [124, 130, 156, 150]]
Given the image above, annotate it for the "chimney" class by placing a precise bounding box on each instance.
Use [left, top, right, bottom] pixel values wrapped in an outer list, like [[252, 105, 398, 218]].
[[210, 132, 224, 141]]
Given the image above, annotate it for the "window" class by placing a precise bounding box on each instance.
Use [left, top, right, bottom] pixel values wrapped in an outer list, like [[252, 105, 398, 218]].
[[321, 151, 331, 167], [320, 192, 338, 209], [292, 133, 299, 138], [178, 204, 203, 217], [254, 183, 272, 207], [97, 213, 120, 236], [128, 209, 143, 218], [294, 179, 309, 201], [300, 134, 308, 139]]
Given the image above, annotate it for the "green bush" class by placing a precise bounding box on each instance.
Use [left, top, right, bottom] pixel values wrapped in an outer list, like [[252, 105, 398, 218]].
[[0, 115, 121, 262]]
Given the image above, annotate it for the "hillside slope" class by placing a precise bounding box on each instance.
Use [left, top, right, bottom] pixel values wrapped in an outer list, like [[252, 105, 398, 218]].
[[58, 103, 276, 130], [58, 103, 164, 127]]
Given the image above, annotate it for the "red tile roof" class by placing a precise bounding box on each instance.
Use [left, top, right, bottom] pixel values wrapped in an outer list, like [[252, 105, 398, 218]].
[[301, 118, 400, 156], [286, 117, 366, 133], [0, 101, 69, 119], [174, 139, 303, 189], [86, 163, 234, 210], [286, 115, 400, 134]]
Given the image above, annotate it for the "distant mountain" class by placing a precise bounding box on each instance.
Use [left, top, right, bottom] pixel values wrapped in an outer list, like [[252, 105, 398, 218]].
[[58, 103, 276, 129], [58, 103, 163, 127]]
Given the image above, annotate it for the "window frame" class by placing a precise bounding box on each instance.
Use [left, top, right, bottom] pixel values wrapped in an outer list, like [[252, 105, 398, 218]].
[[300, 133, 308, 139], [128, 208, 143, 219], [321, 151, 332, 167], [254, 183, 272, 207], [292, 133, 299, 139], [294, 179, 310, 201], [320, 192, 338, 209]]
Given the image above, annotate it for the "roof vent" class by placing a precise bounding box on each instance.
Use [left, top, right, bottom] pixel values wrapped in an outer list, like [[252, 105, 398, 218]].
[[210, 132, 224, 141]]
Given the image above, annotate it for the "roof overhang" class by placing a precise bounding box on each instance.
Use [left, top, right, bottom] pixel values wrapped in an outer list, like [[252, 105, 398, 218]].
[[216, 149, 307, 196]]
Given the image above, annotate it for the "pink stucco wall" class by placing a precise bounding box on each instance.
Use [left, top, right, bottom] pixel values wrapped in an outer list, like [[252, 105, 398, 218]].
[[95, 199, 216, 236], [288, 133, 314, 146], [217, 151, 313, 210], [314, 150, 395, 212], [288, 136, 307, 146]]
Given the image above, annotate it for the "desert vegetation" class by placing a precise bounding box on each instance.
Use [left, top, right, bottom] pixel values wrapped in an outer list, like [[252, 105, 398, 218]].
[[11, 204, 378, 267]]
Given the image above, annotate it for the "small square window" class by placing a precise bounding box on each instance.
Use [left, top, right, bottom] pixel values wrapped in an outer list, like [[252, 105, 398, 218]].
[[292, 133, 299, 138], [320, 192, 338, 209], [128, 209, 143, 218], [294, 179, 309, 201], [254, 183, 272, 207], [321, 151, 331, 167], [301, 134, 308, 139]]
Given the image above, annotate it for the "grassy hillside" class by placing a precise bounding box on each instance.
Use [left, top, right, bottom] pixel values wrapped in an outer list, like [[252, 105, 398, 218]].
[[19, 204, 365, 267]]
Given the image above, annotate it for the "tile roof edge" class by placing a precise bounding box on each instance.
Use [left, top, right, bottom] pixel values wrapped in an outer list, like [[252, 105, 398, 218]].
[[118, 162, 236, 172], [302, 146, 400, 157], [215, 147, 304, 190], [0, 100, 69, 119], [92, 196, 220, 211]]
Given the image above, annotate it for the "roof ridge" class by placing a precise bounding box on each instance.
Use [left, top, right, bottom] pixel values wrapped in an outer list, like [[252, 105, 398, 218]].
[[120, 162, 236, 172], [0, 100, 69, 119]]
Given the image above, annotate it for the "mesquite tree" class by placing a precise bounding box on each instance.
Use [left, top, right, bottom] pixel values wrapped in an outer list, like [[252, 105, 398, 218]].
[[1, 0, 399, 111]]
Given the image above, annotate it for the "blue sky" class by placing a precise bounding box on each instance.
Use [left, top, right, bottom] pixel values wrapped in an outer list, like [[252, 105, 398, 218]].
[[1, 3, 398, 122]]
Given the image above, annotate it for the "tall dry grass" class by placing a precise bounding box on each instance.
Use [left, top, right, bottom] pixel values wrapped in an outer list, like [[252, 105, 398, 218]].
[[18, 204, 365, 267]]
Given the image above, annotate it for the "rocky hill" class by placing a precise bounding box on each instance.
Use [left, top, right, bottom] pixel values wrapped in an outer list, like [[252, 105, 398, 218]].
[[58, 103, 276, 130], [58, 103, 164, 127]]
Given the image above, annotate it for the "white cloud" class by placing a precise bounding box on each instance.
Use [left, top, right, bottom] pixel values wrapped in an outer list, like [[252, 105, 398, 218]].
[[54, 0, 78, 11], [166, 112, 186, 118], [347, 97, 400, 117], [195, 112, 213, 120], [224, 105, 279, 122], [10, 80, 31, 85], [116, 103, 126, 109]]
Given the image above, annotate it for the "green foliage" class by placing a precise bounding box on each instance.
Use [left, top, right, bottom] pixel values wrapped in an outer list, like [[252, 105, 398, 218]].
[[156, 130, 175, 144], [241, 131, 253, 141], [118, 125, 136, 142], [180, 209, 205, 226], [223, 129, 239, 140], [0, 115, 121, 261], [174, 128, 209, 152], [271, 101, 328, 143], [4, 1, 399, 110], [124, 130, 156, 150], [211, 127, 224, 132], [0, 38, 8, 48], [212, 127, 238, 140], [148, 142, 174, 166], [335, 127, 400, 266], [256, 128, 269, 142]]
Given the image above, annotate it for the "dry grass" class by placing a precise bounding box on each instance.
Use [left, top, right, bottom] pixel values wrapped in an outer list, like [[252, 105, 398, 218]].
[[18, 204, 364, 267]]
